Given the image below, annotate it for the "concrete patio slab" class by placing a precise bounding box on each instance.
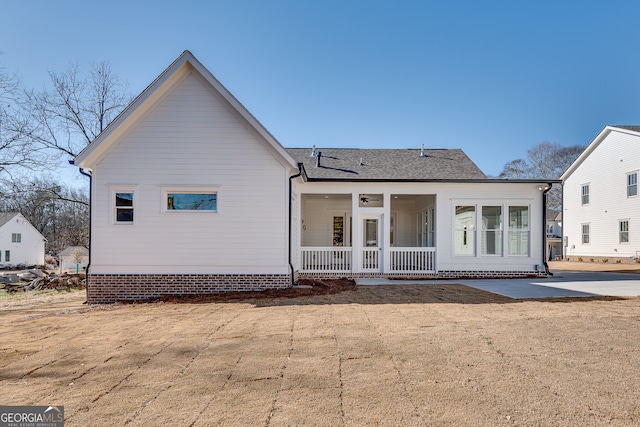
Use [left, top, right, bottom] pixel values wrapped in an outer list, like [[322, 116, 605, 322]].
[[356, 270, 640, 299]]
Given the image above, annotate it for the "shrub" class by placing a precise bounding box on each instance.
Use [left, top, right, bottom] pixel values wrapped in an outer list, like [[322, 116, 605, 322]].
[[578, 257, 583, 262], [616, 259, 622, 264], [603, 258, 609, 263], [590, 258, 594, 262]]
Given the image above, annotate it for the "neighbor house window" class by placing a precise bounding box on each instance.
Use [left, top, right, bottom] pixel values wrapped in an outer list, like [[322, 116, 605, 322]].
[[508, 206, 529, 256], [627, 172, 638, 197], [115, 192, 134, 223], [11, 233, 21, 243], [620, 220, 629, 243], [4, 251, 9, 262], [481, 206, 502, 255], [581, 184, 590, 205], [454, 206, 475, 256], [582, 223, 590, 244]]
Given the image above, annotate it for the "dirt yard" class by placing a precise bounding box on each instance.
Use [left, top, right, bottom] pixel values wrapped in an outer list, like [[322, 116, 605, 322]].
[[2, 270, 640, 426]]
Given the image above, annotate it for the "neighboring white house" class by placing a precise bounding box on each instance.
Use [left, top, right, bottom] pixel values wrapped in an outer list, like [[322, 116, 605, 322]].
[[546, 209, 562, 260], [74, 51, 557, 303], [0, 212, 46, 267], [561, 125, 640, 260], [59, 246, 89, 273]]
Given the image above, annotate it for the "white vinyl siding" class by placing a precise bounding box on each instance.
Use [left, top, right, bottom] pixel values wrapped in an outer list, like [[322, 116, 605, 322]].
[[563, 129, 640, 258], [90, 72, 291, 274]]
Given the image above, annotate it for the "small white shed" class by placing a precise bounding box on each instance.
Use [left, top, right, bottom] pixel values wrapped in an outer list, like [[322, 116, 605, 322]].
[[59, 246, 89, 273]]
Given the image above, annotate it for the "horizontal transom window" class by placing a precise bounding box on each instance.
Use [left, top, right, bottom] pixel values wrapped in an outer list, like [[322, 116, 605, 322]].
[[161, 186, 220, 213], [167, 193, 217, 211]]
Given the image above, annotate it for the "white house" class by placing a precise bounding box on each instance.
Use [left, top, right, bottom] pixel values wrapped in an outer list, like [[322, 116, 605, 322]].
[[74, 51, 556, 303], [546, 209, 562, 260], [561, 125, 640, 261], [0, 212, 46, 267]]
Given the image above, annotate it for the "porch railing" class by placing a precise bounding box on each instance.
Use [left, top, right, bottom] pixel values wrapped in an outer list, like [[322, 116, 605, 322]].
[[299, 247, 436, 273], [390, 247, 436, 273], [300, 247, 352, 272]]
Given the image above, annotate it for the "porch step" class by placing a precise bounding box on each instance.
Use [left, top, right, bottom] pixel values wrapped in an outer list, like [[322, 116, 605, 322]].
[[292, 284, 313, 289]]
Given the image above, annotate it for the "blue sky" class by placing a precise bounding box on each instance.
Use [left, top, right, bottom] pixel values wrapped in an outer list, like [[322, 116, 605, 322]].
[[2, 0, 640, 179]]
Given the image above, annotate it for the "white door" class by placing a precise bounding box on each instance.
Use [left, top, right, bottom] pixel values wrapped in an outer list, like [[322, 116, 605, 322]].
[[361, 215, 382, 272]]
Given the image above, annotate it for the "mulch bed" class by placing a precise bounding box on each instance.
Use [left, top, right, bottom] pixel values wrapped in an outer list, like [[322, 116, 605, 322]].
[[127, 278, 357, 304]]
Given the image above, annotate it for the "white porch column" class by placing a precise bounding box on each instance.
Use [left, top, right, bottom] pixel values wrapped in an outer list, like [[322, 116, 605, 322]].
[[383, 192, 391, 273], [351, 192, 361, 273]]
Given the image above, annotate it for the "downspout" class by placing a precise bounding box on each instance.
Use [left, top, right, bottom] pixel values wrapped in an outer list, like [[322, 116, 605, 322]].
[[288, 163, 303, 286], [73, 160, 92, 302], [542, 183, 553, 276]]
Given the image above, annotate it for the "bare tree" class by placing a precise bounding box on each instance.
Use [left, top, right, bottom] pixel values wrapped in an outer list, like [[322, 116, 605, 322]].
[[23, 60, 131, 159], [498, 141, 585, 210], [0, 57, 48, 173], [0, 175, 89, 253]]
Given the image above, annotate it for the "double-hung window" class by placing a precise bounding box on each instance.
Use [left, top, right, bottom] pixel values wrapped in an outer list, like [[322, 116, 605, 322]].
[[508, 206, 529, 256], [581, 184, 590, 205], [454, 206, 475, 256], [582, 223, 590, 244], [627, 172, 638, 198], [620, 220, 630, 244], [110, 185, 137, 224], [481, 206, 502, 255], [11, 233, 21, 243]]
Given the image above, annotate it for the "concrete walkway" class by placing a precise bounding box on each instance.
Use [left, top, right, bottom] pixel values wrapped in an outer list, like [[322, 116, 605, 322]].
[[356, 270, 640, 299]]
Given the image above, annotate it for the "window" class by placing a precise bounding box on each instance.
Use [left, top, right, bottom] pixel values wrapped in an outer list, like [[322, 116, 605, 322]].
[[627, 172, 638, 197], [582, 223, 590, 244], [4, 250, 9, 262], [481, 206, 502, 255], [11, 233, 21, 243], [581, 184, 590, 205], [115, 192, 134, 223], [508, 206, 529, 256], [620, 220, 629, 243], [167, 193, 217, 211], [333, 216, 344, 246], [454, 206, 475, 256]]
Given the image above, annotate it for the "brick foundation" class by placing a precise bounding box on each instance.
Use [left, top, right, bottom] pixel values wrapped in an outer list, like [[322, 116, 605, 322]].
[[87, 273, 291, 304], [297, 270, 548, 281]]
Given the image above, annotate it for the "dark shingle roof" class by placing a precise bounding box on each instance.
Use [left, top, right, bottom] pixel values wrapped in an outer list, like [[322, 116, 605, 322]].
[[612, 125, 640, 133], [286, 148, 487, 180]]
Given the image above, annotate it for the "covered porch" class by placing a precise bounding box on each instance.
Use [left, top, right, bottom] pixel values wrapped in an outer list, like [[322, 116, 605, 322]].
[[297, 193, 436, 275]]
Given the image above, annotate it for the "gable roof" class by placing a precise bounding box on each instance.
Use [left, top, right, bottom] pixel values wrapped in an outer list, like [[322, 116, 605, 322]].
[[0, 212, 46, 239], [74, 50, 298, 170], [287, 148, 487, 181], [561, 125, 640, 181]]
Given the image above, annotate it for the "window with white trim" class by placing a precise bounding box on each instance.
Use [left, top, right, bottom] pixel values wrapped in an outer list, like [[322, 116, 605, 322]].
[[627, 172, 638, 198], [110, 185, 137, 224], [454, 205, 476, 256], [11, 233, 21, 243], [162, 186, 220, 213], [581, 184, 590, 205], [582, 223, 590, 244], [620, 220, 629, 244], [4, 250, 9, 262], [508, 206, 529, 256], [481, 206, 502, 255]]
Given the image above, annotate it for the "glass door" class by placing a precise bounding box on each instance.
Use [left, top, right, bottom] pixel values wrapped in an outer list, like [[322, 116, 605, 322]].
[[362, 216, 382, 271]]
